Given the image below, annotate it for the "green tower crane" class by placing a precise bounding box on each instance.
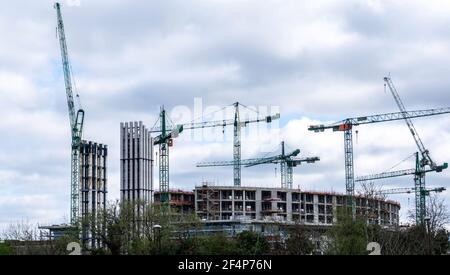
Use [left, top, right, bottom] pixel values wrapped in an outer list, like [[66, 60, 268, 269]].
[[55, 2, 85, 225], [197, 141, 320, 189], [150, 103, 279, 207], [356, 152, 447, 223], [308, 107, 450, 217], [383, 76, 448, 224], [152, 107, 183, 208]]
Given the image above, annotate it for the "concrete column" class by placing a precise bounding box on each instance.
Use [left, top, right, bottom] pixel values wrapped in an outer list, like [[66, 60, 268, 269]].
[[332, 195, 338, 223], [243, 190, 246, 217], [133, 121, 138, 202], [256, 189, 262, 220], [271, 190, 277, 219], [313, 194, 319, 224], [120, 123, 124, 201], [142, 125, 147, 203], [219, 190, 223, 220], [231, 189, 235, 219], [377, 201, 381, 225], [150, 136, 153, 204], [389, 204, 392, 225], [139, 122, 144, 203], [286, 190, 292, 222]]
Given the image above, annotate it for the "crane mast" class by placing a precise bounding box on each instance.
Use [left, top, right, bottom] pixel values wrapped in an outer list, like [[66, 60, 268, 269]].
[[55, 2, 85, 225], [233, 102, 241, 186], [280, 141, 288, 189], [158, 107, 169, 205]]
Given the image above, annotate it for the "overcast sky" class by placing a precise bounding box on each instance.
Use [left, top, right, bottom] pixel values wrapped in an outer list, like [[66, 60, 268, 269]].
[[1, 0, 450, 230]]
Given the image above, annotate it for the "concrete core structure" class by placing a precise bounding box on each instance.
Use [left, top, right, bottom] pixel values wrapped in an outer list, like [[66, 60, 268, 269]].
[[120, 121, 154, 220], [80, 140, 108, 249]]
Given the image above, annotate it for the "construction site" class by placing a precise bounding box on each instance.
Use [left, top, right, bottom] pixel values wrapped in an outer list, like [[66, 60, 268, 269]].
[[194, 184, 399, 226], [3, 2, 450, 256], [47, 1, 448, 240]]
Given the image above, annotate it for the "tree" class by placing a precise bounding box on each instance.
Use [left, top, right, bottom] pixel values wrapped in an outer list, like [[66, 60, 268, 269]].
[[235, 231, 270, 255], [85, 200, 131, 255], [175, 235, 201, 255], [357, 181, 385, 200], [197, 233, 238, 255], [0, 242, 12, 255], [285, 226, 314, 255], [425, 194, 450, 235], [2, 220, 39, 242], [404, 193, 450, 255], [326, 209, 368, 255], [84, 200, 204, 255], [432, 229, 449, 255], [1, 220, 79, 255]]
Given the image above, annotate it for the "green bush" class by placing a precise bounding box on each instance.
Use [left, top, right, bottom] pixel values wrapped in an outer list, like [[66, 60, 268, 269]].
[[197, 233, 238, 255], [236, 231, 270, 255], [0, 243, 12, 255], [326, 210, 368, 255]]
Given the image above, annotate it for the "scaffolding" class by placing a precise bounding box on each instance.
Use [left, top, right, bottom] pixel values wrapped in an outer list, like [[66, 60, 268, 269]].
[[197, 184, 221, 220]]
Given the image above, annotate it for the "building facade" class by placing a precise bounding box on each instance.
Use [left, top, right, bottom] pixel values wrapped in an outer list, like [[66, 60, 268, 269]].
[[80, 140, 108, 249], [194, 184, 400, 227]]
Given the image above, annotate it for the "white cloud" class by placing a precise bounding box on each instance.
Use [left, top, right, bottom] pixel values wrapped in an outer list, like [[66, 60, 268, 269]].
[[1, 0, 450, 231]]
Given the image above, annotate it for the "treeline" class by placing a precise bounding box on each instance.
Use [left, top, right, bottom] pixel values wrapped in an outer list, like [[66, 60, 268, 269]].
[[1, 198, 449, 255]]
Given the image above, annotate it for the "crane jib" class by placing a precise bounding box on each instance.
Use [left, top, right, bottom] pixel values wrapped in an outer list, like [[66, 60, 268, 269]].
[[309, 107, 450, 132]]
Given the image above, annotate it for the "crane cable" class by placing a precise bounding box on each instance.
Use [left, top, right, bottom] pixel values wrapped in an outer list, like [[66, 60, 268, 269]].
[[385, 152, 416, 173], [69, 61, 82, 110], [150, 115, 161, 132], [190, 105, 229, 123]]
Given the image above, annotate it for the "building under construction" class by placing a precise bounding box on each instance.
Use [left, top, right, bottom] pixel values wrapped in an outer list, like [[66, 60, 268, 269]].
[[80, 140, 108, 249], [120, 121, 154, 223], [194, 184, 400, 227], [154, 189, 195, 215]]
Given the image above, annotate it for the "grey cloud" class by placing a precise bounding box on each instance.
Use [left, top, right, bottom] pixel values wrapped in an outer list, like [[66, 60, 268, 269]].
[[1, 0, 450, 230]]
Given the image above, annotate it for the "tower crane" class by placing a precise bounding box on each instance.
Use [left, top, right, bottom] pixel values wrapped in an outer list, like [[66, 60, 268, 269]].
[[197, 141, 319, 189], [55, 2, 85, 225], [383, 77, 448, 224], [150, 103, 279, 205], [356, 152, 447, 223], [308, 107, 450, 216], [151, 107, 182, 206]]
